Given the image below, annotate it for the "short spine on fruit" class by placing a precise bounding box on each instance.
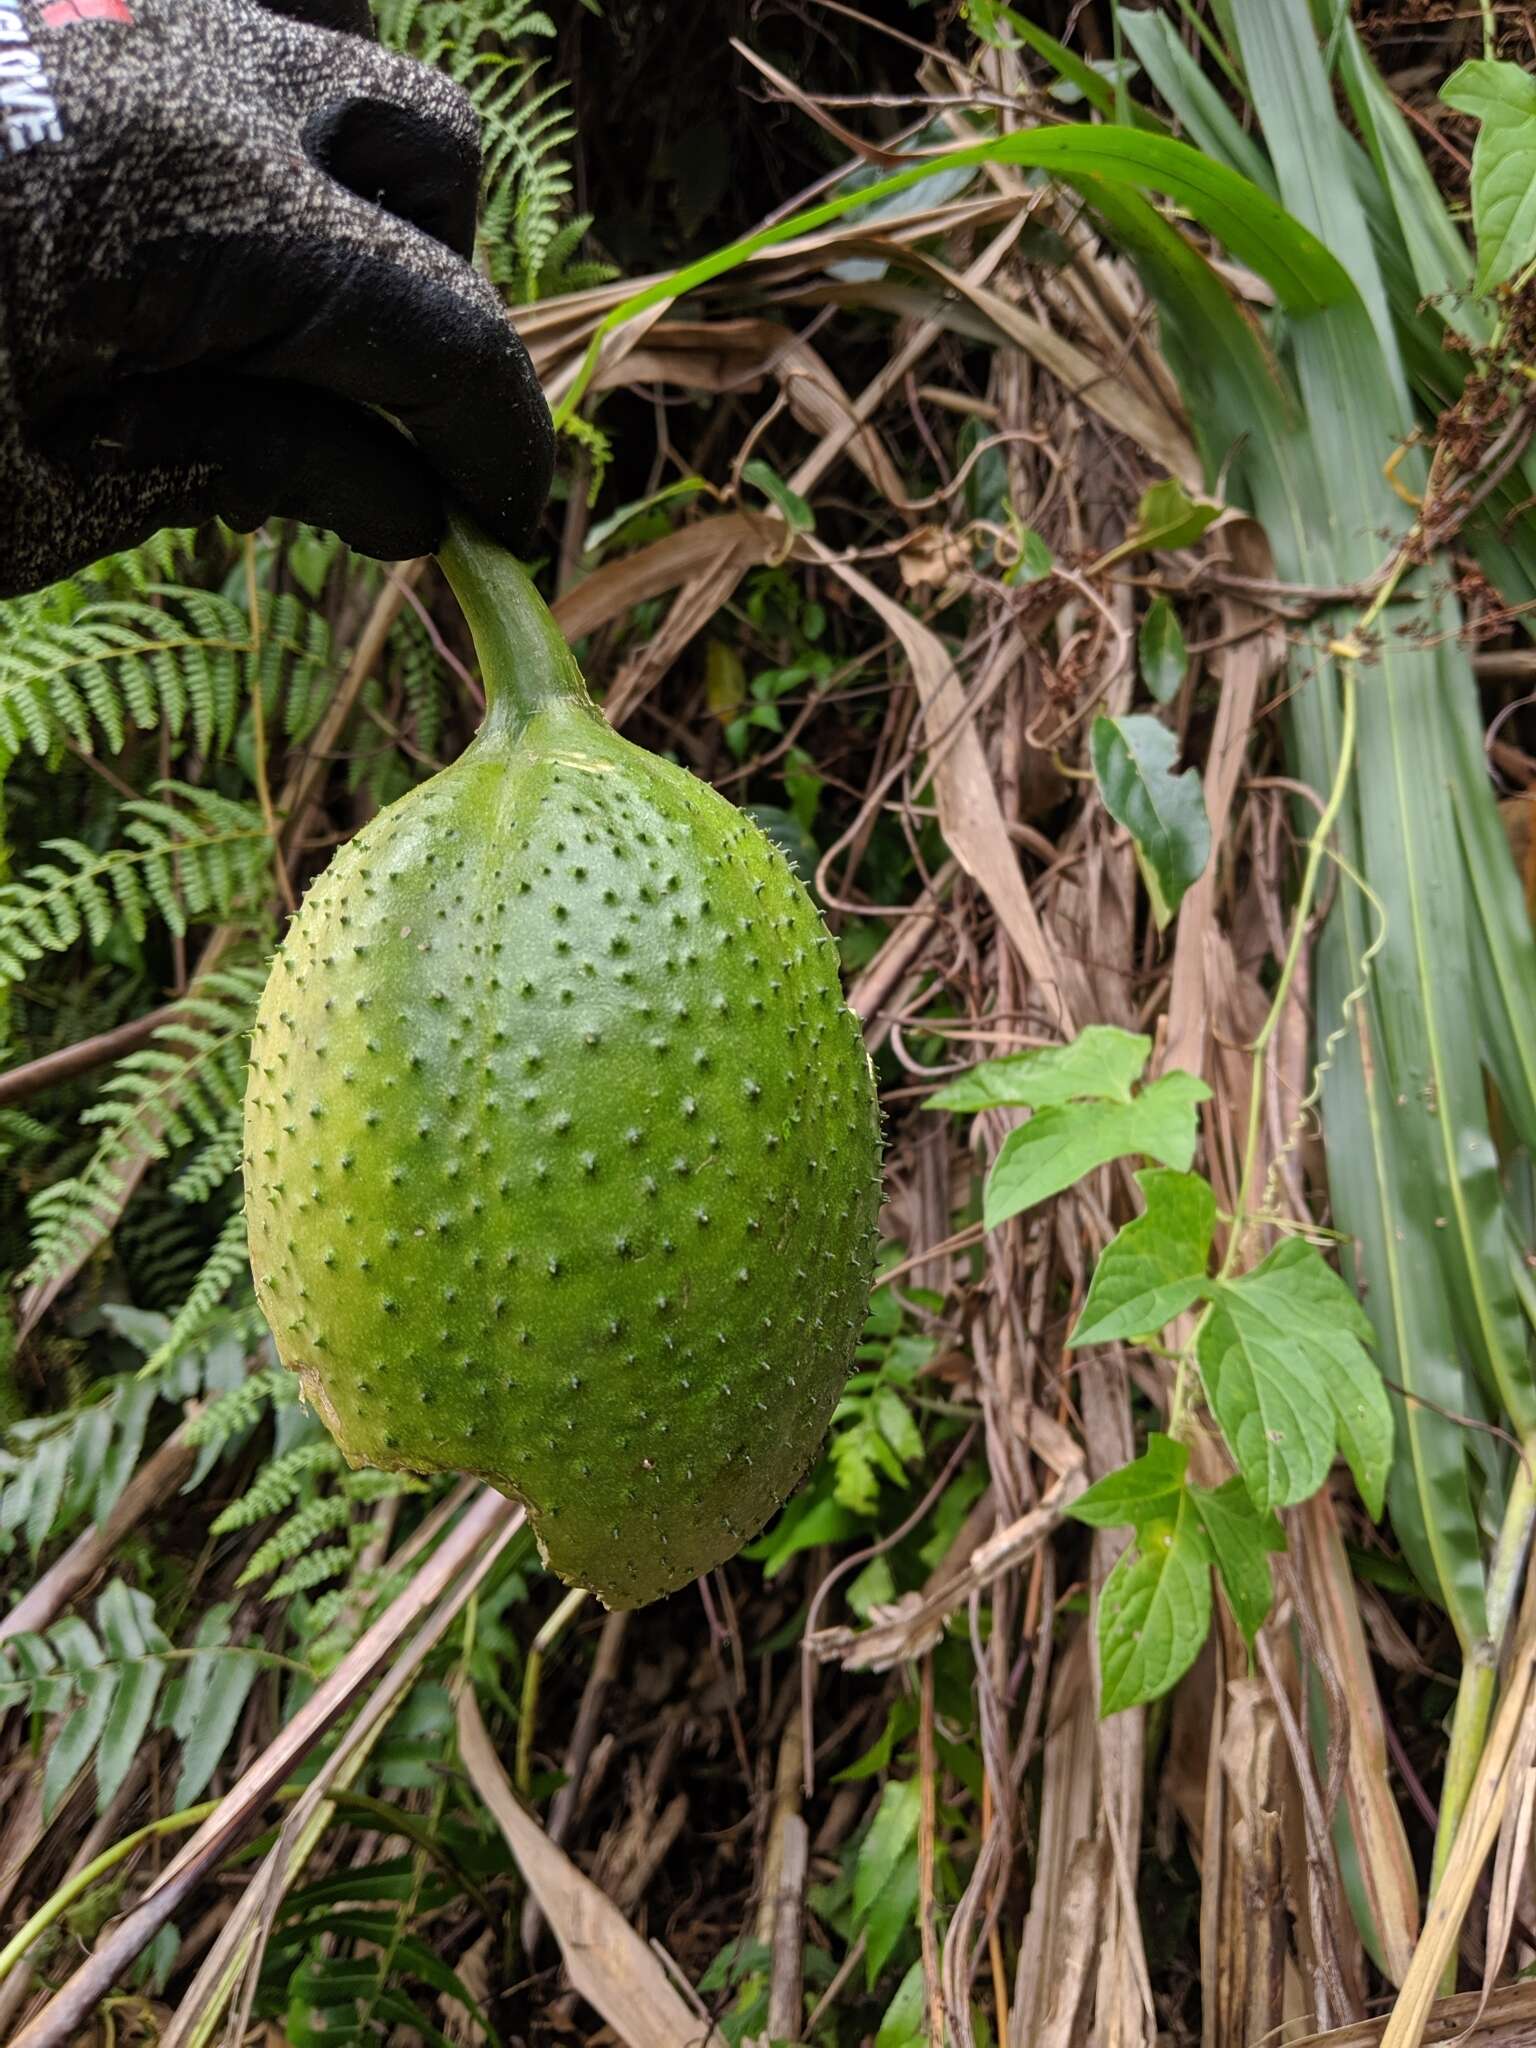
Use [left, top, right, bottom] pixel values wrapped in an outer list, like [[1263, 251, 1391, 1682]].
[[243, 514, 883, 1608]]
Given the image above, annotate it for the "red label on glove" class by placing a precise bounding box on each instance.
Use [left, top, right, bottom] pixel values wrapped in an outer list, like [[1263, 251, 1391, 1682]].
[[39, 1, 133, 22]]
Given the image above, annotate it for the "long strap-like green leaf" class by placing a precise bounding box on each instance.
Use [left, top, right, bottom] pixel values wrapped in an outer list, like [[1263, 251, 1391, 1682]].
[[555, 124, 1351, 422]]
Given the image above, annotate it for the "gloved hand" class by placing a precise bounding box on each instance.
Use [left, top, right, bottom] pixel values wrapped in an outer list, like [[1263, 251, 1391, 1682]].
[[0, 0, 553, 597]]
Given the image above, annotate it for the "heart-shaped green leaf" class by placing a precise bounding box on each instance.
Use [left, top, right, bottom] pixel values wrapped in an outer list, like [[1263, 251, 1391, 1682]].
[[1091, 713, 1211, 921], [1071, 1168, 1214, 1345]]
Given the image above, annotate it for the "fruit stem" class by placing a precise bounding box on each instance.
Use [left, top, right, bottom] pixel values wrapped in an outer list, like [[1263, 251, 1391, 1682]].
[[437, 511, 594, 736]]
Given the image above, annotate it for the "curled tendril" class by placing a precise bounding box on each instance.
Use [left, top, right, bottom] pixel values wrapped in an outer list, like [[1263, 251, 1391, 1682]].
[[1259, 843, 1389, 1223]]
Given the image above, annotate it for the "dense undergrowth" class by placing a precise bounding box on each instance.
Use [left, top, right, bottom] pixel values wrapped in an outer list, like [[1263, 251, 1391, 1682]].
[[1, 2, 1535, 2043]]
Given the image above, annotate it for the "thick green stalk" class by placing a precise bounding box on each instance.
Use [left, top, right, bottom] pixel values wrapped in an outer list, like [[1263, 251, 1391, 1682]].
[[1430, 1654, 1496, 1902], [435, 514, 593, 736]]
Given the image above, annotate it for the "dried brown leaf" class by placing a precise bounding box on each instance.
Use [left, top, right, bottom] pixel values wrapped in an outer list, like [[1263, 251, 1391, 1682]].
[[1297, 1493, 1421, 1986], [457, 1689, 709, 2048], [809, 543, 1083, 1034], [1011, 1631, 1101, 2048], [553, 513, 779, 647], [900, 248, 1199, 487], [1207, 1678, 1288, 2048]]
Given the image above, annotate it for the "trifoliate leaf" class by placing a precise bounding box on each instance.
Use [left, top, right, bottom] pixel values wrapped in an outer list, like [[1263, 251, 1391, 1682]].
[[1071, 1168, 1214, 1345], [1190, 1477, 1282, 1648], [1091, 714, 1211, 922], [983, 1069, 1210, 1228], [1067, 1432, 1187, 1532], [1198, 1239, 1391, 1518], [1096, 1486, 1211, 1714], [925, 1024, 1150, 1113]]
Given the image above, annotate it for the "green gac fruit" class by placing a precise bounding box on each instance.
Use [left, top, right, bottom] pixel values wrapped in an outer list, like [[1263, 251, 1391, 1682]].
[[243, 516, 883, 1609]]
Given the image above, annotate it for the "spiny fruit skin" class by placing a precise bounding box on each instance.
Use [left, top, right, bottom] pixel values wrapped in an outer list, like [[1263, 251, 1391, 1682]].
[[244, 578, 882, 1609]]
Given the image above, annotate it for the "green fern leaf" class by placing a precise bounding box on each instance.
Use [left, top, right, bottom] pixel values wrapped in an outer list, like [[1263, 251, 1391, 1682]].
[[266, 1544, 358, 1601], [238, 1493, 355, 1585], [0, 1581, 271, 1818], [0, 786, 270, 983], [184, 1365, 296, 1450], [0, 1375, 156, 1552], [142, 1209, 250, 1375], [211, 1436, 341, 1535], [22, 962, 268, 1290], [0, 594, 248, 765]]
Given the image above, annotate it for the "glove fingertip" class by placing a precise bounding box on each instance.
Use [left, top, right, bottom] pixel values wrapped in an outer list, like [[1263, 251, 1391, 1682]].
[[411, 333, 556, 559]]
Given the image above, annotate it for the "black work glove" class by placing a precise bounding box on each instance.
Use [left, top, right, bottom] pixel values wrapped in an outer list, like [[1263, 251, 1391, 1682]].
[[0, 0, 553, 597]]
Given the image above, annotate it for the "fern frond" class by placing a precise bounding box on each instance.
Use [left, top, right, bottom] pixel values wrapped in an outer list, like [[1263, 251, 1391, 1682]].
[[116, 1203, 208, 1312], [472, 63, 572, 295], [0, 1582, 268, 1815], [211, 1430, 432, 1605], [267, 1543, 357, 1601], [343, 1467, 430, 1505], [377, 0, 554, 65], [238, 1493, 355, 1584], [0, 785, 271, 984], [0, 573, 337, 771], [22, 963, 267, 1289], [301, 1564, 412, 1657], [211, 1435, 341, 1534], [168, 1120, 244, 1206], [142, 1209, 250, 1375], [0, 1580, 170, 1815], [0, 1374, 155, 1552], [0, 594, 248, 763], [0, 531, 201, 645], [534, 212, 617, 297], [254, 1472, 429, 1603], [393, 610, 449, 762], [110, 529, 200, 587], [0, 1107, 57, 1157], [256, 591, 336, 743], [184, 1364, 296, 1450]]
